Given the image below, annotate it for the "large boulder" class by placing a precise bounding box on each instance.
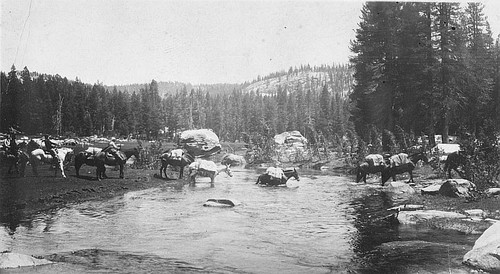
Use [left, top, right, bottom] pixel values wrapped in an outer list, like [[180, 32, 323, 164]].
[[463, 221, 500, 272], [274, 131, 307, 145], [384, 181, 416, 195], [178, 129, 221, 157], [273, 131, 311, 163], [383, 181, 417, 202], [438, 179, 476, 198], [221, 154, 246, 167]]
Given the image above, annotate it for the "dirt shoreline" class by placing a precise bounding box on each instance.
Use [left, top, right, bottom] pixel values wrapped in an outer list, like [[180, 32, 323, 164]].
[[0, 165, 175, 233]]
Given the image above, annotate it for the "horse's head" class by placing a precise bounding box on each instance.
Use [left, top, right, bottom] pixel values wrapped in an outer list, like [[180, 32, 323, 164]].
[[224, 164, 233, 177], [132, 147, 141, 160], [284, 168, 299, 181], [411, 152, 429, 165]]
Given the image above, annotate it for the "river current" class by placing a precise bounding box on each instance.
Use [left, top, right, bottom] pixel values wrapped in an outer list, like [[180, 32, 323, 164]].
[[0, 168, 477, 273]]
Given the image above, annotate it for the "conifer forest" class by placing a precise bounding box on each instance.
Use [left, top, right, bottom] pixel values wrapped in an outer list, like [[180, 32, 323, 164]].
[[1, 2, 499, 151]]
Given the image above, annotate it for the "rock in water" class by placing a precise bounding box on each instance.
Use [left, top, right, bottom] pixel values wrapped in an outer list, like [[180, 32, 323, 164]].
[[0, 252, 53, 269], [463, 221, 500, 272], [203, 199, 235, 207], [221, 154, 246, 166]]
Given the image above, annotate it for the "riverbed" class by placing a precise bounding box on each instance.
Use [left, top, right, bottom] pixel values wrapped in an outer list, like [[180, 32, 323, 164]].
[[0, 168, 477, 273]]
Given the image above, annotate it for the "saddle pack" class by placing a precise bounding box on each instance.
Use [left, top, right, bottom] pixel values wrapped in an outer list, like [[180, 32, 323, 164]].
[[266, 167, 284, 180], [190, 159, 217, 173], [365, 154, 385, 167], [168, 149, 184, 160], [389, 153, 410, 168]]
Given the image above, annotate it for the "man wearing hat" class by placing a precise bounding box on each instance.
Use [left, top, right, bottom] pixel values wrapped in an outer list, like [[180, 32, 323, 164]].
[[102, 137, 122, 160], [44, 135, 59, 165], [7, 133, 19, 158]]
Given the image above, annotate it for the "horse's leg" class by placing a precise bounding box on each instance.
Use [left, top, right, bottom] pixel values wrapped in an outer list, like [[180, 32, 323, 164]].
[[159, 164, 163, 179], [119, 164, 124, 179], [75, 161, 81, 177], [59, 160, 66, 178], [96, 165, 102, 181], [31, 158, 38, 177], [408, 170, 414, 184], [179, 165, 183, 179], [356, 168, 362, 183]]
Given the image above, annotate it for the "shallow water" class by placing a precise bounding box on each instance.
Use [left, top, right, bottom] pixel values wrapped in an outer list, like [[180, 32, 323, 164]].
[[0, 169, 477, 273]]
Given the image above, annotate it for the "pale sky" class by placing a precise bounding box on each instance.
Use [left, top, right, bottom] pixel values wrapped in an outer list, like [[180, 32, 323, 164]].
[[1, 0, 499, 85]]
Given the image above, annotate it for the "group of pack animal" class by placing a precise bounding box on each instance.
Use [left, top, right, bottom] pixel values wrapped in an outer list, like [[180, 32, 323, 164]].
[[1, 136, 141, 180], [356, 152, 429, 185], [158, 148, 300, 186], [1, 138, 77, 178], [158, 148, 233, 185]]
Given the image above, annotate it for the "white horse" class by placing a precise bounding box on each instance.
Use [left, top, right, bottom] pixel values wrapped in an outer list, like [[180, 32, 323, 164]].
[[187, 159, 232, 185], [30, 147, 74, 178]]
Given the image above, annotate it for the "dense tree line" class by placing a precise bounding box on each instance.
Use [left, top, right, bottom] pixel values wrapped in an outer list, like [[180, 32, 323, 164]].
[[350, 2, 500, 145], [1, 65, 354, 145]]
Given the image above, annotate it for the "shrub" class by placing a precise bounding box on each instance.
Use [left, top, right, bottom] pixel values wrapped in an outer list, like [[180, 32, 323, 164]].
[[458, 131, 500, 190]]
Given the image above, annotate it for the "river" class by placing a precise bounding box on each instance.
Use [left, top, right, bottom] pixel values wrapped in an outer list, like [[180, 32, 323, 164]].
[[0, 168, 476, 273]]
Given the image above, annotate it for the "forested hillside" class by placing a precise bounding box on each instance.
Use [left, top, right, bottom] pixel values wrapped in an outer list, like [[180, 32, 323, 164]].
[[0, 64, 354, 145]]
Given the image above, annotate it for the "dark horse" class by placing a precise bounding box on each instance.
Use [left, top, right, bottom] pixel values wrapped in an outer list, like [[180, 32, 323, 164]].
[[74, 147, 104, 177], [444, 151, 466, 179], [256, 168, 300, 186], [159, 149, 194, 179], [380, 152, 428, 186], [94, 148, 140, 180], [1, 148, 29, 176], [356, 154, 386, 184], [357, 152, 428, 185]]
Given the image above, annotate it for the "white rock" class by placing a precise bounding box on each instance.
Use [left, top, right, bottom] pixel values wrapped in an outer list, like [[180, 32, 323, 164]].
[[486, 188, 500, 196], [0, 252, 53, 269], [384, 181, 416, 195], [463, 222, 500, 272], [421, 182, 443, 195], [397, 210, 466, 225]]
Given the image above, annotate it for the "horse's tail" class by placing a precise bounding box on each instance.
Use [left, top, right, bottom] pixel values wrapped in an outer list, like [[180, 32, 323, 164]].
[[256, 175, 261, 184]]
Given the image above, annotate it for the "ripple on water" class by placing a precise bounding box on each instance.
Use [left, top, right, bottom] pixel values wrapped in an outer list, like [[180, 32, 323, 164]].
[[1, 170, 478, 273]]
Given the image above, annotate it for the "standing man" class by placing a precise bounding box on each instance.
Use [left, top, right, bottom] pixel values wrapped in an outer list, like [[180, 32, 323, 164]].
[[44, 135, 59, 165]]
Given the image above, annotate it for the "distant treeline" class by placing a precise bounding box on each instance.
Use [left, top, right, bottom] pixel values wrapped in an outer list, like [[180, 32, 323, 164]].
[[0, 64, 354, 144], [350, 2, 500, 145]]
